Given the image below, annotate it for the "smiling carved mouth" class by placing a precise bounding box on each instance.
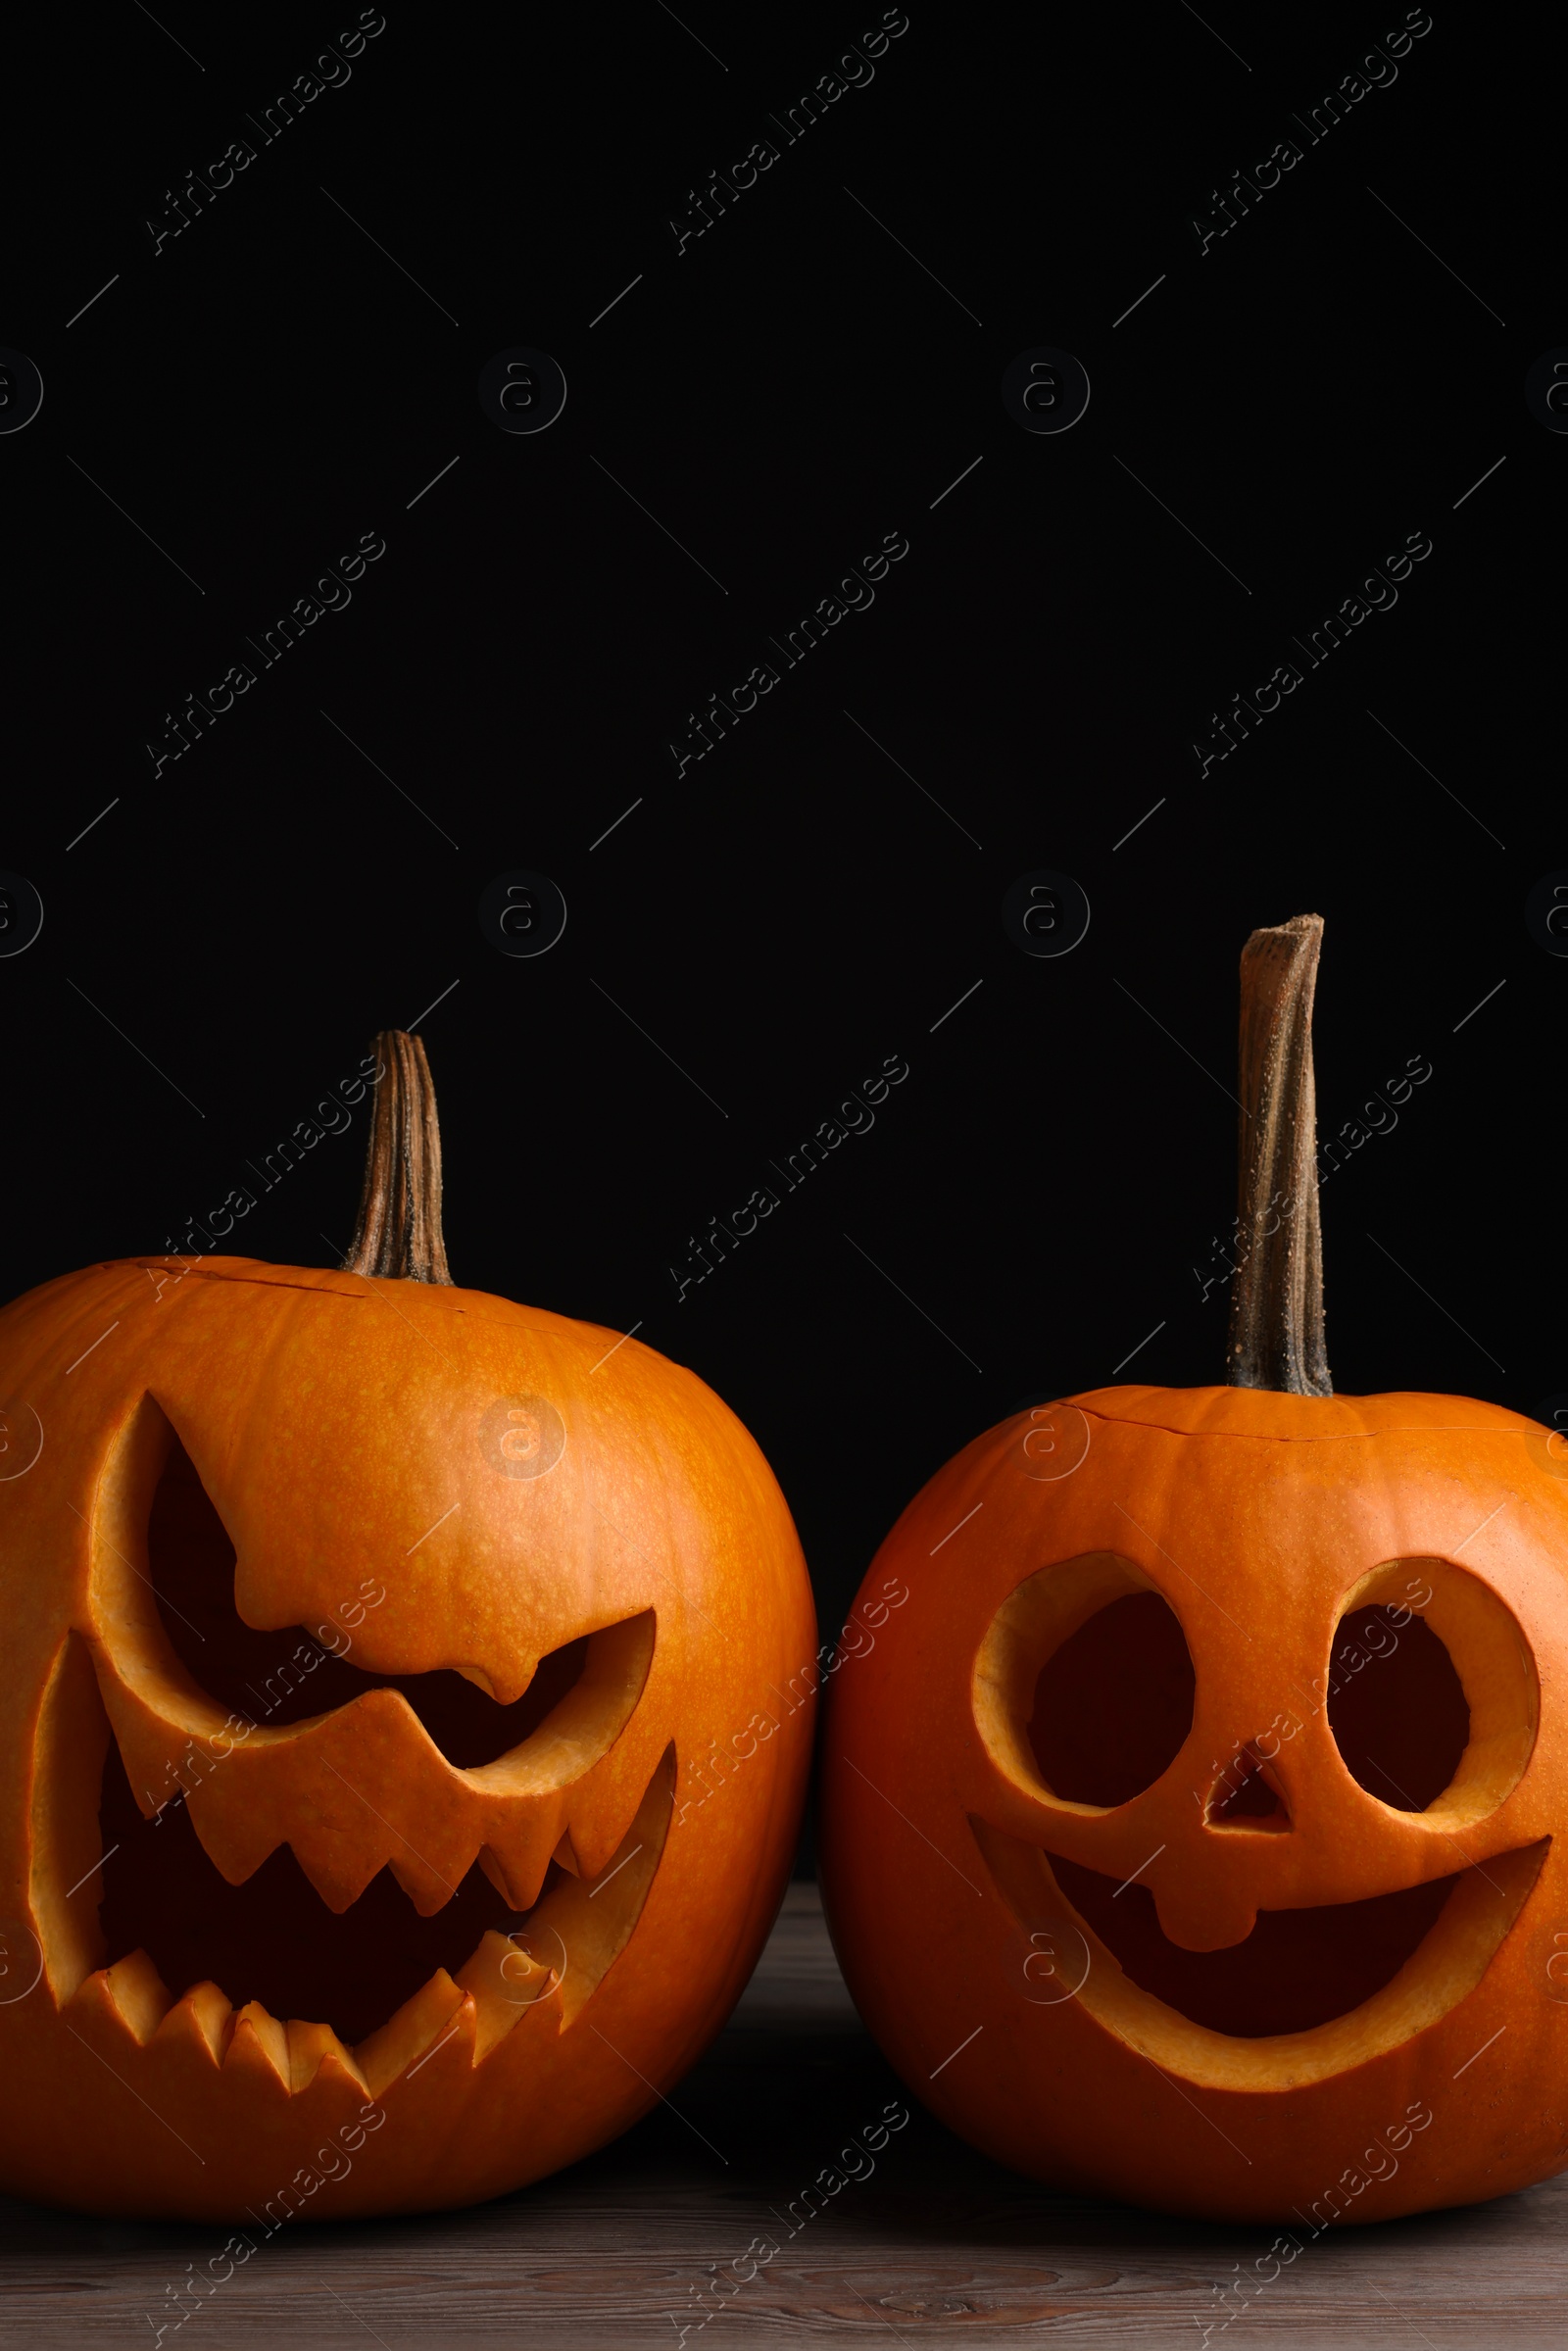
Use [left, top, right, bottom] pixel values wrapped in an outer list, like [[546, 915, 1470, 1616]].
[[970, 1819, 1547, 2084]]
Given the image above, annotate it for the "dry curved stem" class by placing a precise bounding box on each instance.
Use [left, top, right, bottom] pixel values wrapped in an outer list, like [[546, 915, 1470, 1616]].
[[342, 1029, 454, 1285], [1224, 914, 1331, 1396]]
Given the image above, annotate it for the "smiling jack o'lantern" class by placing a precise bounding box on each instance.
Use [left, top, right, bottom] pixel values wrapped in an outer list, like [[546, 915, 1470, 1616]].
[[820, 917, 1568, 2224], [0, 1032, 814, 2221]]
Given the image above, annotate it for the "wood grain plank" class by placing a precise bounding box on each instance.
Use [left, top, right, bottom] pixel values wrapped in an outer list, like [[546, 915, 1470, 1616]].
[[0, 1886, 1562, 2347]]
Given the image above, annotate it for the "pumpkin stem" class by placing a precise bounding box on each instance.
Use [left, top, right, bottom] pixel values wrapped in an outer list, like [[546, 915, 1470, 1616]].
[[1224, 914, 1331, 1396], [341, 1029, 454, 1285]]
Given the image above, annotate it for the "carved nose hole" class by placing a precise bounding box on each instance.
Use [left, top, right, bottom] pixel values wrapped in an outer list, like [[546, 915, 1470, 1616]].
[[1207, 1744, 1292, 1832]]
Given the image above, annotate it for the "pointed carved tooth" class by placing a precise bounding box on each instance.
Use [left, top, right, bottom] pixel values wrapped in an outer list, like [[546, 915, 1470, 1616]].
[[480, 1809, 568, 1913], [386, 1849, 473, 1917], [152, 1981, 233, 2067], [224, 2000, 290, 2088], [457, 1931, 560, 2061], [551, 1828, 582, 1876], [285, 1834, 394, 1916], [63, 1952, 172, 2049], [99, 1950, 173, 2044], [354, 1971, 469, 2097], [287, 2018, 370, 2096]]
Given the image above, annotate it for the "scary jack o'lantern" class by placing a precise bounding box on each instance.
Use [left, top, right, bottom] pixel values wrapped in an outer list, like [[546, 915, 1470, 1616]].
[[0, 1032, 814, 2221], [821, 916, 1568, 2225]]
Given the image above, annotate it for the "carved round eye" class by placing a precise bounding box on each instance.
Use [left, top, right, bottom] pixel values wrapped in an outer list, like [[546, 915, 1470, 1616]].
[[1028, 1591, 1196, 1807], [1328, 1601, 1469, 1812]]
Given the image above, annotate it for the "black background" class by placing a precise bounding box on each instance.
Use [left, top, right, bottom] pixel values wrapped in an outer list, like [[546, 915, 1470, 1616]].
[[2, 0, 1553, 1855]]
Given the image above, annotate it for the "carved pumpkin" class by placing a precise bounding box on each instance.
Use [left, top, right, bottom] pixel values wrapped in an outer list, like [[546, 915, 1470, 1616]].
[[820, 918, 1568, 2224], [0, 1033, 813, 2221]]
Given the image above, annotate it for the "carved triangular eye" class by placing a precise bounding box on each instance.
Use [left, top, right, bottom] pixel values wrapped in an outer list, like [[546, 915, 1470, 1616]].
[[148, 1431, 588, 1763]]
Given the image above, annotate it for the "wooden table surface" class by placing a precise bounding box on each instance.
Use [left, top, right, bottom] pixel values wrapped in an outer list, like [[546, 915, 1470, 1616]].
[[2, 1884, 1563, 2346]]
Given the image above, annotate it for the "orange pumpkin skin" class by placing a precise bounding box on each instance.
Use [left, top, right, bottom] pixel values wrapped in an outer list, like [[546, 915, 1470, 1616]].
[[0, 1255, 814, 2221], [820, 1384, 1568, 2225]]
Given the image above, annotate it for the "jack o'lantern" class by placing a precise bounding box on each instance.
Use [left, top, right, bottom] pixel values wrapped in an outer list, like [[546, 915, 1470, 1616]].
[[820, 917, 1568, 2224], [0, 1032, 813, 2222]]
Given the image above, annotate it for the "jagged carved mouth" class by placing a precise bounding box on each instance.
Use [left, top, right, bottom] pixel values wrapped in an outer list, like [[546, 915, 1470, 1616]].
[[54, 1415, 672, 2094]]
